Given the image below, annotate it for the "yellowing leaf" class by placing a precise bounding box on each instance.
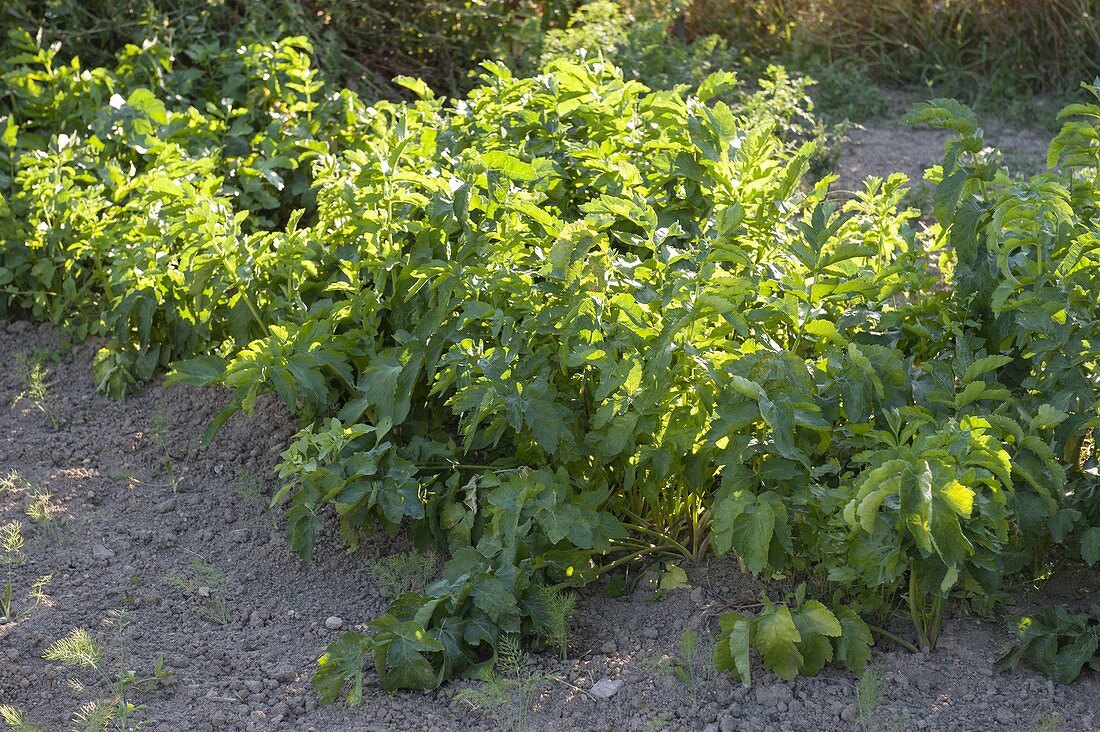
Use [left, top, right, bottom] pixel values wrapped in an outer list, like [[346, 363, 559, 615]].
[[939, 480, 975, 516]]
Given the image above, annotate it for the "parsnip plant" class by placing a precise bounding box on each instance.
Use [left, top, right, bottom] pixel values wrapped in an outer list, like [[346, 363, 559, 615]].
[[43, 612, 171, 732], [3, 23, 1099, 699], [11, 354, 58, 429], [1, 521, 24, 620]]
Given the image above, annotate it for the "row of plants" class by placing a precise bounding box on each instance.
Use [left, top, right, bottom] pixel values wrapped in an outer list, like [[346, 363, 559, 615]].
[[2, 22, 1099, 700]]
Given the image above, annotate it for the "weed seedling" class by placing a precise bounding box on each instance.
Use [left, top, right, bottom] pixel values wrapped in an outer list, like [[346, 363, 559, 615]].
[[11, 353, 59, 430], [0, 471, 64, 548], [858, 664, 883, 732], [1031, 714, 1060, 732], [149, 406, 181, 492], [455, 635, 549, 732], [0, 705, 43, 732], [235, 468, 276, 526], [533, 585, 576, 660], [43, 610, 171, 731], [364, 550, 439, 600], [642, 627, 716, 708], [29, 574, 53, 609], [673, 628, 718, 707], [644, 714, 672, 732], [165, 557, 229, 625], [25, 488, 63, 548], [1, 521, 25, 621], [0, 470, 31, 493]]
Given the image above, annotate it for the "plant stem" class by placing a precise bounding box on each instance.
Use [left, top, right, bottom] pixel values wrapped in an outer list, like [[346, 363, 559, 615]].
[[866, 623, 919, 654]]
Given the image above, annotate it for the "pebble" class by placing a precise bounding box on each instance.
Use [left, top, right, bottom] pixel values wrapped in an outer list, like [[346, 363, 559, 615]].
[[325, 616, 344, 630], [270, 666, 296, 683], [754, 684, 793, 706], [91, 544, 115, 560], [154, 498, 177, 513], [589, 678, 623, 700]]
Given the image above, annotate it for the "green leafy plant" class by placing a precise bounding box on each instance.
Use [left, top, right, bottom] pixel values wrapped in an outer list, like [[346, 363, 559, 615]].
[[996, 605, 1100, 683], [715, 587, 873, 686], [25, 487, 63, 548], [1031, 714, 1062, 732], [659, 628, 718, 707], [164, 558, 229, 625], [857, 663, 882, 731], [531, 585, 576, 661], [43, 611, 171, 732], [0, 706, 43, 732], [454, 635, 550, 732], [11, 353, 59, 429], [5, 16, 1100, 701], [148, 405, 181, 492], [0, 470, 64, 547], [364, 550, 439, 601], [0, 521, 25, 620]]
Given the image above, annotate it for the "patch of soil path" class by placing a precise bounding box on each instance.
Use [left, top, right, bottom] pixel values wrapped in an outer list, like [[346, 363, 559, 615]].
[[1, 321, 1098, 732], [834, 91, 1052, 196]]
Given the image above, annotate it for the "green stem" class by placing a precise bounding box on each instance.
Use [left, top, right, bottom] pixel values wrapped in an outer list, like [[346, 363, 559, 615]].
[[866, 623, 919, 654], [619, 521, 694, 559], [595, 545, 678, 577]]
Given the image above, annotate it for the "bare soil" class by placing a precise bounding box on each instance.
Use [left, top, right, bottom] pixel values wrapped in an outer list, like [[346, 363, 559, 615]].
[[1, 111, 1098, 731], [833, 91, 1052, 196]]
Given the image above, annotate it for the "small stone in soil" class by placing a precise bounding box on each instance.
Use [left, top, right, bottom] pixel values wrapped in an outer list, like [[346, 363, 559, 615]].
[[91, 544, 115, 560], [325, 616, 344, 630], [270, 666, 296, 682], [590, 678, 623, 700]]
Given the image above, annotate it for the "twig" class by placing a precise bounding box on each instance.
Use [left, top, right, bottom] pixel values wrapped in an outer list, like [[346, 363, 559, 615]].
[[546, 673, 596, 701]]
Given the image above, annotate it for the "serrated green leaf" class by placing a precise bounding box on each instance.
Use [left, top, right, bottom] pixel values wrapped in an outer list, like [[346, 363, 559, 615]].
[[833, 606, 873, 675], [755, 605, 803, 681], [313, 632, 372, 705]]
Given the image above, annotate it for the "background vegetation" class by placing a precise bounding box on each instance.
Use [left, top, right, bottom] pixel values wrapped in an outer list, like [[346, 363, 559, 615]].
[[7, 0, 1099, 105], [1, 0, 1098, 710]]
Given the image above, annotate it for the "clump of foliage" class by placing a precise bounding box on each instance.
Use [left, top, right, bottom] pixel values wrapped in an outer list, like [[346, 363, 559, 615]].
[[684, 0, 1100, 104], [716, 587, 872, 685], [534, 0, 731, 89], [2, 16, 1100, 702], [165, 558, 230, 625], [11, 353, 59, 429], [0, 706, 42, 732], [42, 611, 171, 732], [454, 634, 551, 732], [997, 605, 1100, 683], [364, 550, 439, 600], [0, 521, 25, 620]]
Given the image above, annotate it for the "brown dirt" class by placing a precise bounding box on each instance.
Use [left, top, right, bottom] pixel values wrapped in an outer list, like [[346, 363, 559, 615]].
[[833, 91, 1053, 197], [1, 216, 1098, 731]]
